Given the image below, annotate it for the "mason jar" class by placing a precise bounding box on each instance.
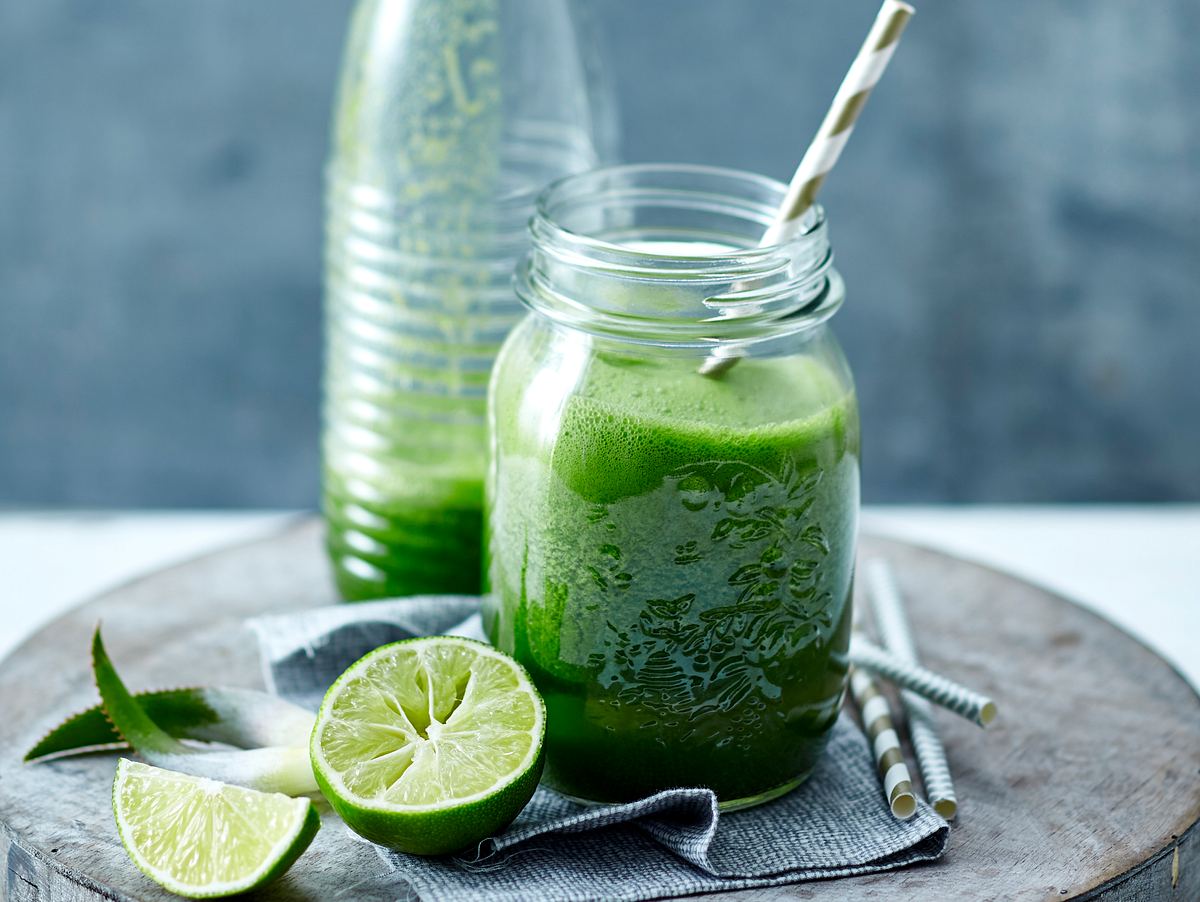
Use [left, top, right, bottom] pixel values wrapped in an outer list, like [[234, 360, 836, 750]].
[[484, 164, 860, 809]]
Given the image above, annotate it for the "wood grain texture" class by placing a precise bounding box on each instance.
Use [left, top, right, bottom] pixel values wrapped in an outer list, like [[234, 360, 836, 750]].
[[2, 520, 1197, 901]]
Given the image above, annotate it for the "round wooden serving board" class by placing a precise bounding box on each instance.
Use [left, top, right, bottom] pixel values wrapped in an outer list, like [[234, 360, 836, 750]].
[[1, 521, 1197, 901]]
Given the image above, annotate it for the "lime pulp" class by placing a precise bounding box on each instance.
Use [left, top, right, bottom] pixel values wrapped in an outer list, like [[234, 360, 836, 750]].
[[309, 635, 545, 855], [112, 759, 319, 898]]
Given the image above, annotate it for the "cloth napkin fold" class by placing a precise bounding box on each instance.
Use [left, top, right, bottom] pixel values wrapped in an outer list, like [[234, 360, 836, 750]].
[[250, 597, 948, 902]]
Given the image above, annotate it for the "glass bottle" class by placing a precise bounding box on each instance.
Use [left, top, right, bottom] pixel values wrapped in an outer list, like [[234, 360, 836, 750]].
[[323, 0, 615, 600], [485, 164, 859, 808]]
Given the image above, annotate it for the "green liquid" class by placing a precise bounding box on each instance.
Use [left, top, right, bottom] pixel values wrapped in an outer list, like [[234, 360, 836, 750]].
[[486, 338, 859, 804], [324, 468, 483, 600], [322, 379, 488, 601]]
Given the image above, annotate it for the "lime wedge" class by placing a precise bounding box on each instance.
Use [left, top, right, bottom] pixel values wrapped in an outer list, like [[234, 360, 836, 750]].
[[113, 759, 319, 898], [310, 636, 545, 855]]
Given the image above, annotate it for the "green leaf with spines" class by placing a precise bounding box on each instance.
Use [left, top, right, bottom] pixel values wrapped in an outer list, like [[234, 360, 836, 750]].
[[26, 687, 315, 762], [88, 626, 318, 795]]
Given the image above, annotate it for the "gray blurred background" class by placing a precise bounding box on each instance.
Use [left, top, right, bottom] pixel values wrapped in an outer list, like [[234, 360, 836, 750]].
[[2, 1, 1197, 507]]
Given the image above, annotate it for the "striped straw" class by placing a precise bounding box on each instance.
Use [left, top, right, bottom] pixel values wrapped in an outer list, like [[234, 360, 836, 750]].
[[850, 637, 998, 728], [849, 665, 917, 819], [865, 559, 958, 820], [699, 0, 915, 377], [761, 0, 914, 245]]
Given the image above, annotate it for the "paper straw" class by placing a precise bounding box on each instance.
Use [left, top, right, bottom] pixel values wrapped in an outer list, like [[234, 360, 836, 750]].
[[700, 0, 914, 377], [762, 0, 915, 246], [850, 638, 998, 728], [849, 665, 917, 819], [865, 559, 958, 819]]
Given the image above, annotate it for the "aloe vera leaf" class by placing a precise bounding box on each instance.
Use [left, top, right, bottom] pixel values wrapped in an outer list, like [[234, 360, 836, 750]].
[[91, 627, 318, 795], [25, 687, 315, 762]]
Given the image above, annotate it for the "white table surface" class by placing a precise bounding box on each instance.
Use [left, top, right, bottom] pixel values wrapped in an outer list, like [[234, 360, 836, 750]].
[[1, 507, 1197, 687]]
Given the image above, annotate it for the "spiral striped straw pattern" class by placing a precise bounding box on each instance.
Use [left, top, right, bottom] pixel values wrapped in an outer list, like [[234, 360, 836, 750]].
[[849, 665, 917, 819], [699, 0, 914, 377], [866, 559, 958, 819], [850, 637, 998, 728], [761, 0, 915, 246]]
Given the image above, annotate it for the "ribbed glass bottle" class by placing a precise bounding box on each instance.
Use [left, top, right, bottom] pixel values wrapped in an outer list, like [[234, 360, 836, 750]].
[[323, 0, 614, 600]]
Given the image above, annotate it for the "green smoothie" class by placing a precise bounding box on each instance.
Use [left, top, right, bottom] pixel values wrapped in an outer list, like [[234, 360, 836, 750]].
[[322, 363, 490, 600], [485, 323, 859, 804], [324, 465, 483, 600]]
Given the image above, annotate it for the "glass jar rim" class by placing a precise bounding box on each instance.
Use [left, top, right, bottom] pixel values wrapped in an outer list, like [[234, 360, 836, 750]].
[[516, 163, 844, 347], [534, 162, 823, 259]]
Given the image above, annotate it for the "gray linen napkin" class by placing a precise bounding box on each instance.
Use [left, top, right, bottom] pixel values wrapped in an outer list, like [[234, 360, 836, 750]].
[[250, 597, 949, 902]]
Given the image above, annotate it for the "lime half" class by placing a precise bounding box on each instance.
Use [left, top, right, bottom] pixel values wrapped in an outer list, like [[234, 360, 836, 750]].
[[310, 636, 545, 855], [112, 759, 319, 898]]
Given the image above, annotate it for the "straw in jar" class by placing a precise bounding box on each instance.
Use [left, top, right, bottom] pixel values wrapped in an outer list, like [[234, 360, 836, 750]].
[[700, 0, 915, 377]]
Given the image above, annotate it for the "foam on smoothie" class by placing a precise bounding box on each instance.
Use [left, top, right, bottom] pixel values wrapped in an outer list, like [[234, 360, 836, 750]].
[[552, 352, 853, 503]]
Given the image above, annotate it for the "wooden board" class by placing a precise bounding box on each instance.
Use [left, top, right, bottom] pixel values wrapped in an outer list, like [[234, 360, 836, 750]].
[[1, 520, 1197, 901]]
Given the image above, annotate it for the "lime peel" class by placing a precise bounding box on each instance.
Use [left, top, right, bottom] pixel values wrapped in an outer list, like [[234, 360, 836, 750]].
[[92, 627, 318, 795], [311, 635, 546, 855]]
